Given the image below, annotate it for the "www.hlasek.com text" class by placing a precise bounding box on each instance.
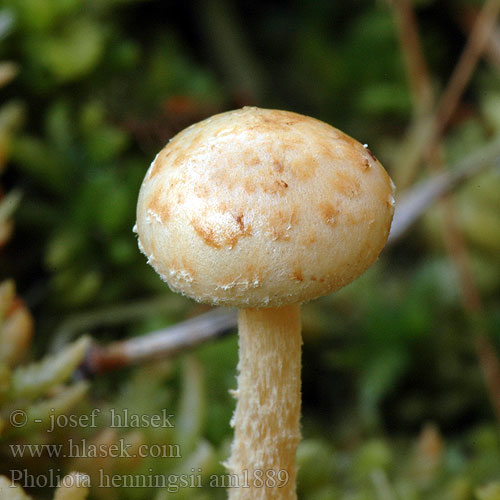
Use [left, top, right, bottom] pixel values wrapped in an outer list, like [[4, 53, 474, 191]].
[[10, 438, 181, 459]]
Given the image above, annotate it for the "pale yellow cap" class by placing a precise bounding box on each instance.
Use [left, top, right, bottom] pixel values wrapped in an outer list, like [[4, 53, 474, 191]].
[[136, 107, 395, 308]]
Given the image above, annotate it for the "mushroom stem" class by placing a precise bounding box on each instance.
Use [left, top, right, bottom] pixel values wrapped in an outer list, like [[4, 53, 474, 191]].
[[226, 305, 302, 500]]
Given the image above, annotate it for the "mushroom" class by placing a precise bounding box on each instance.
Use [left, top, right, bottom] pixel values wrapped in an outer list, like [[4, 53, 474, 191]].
[[135, 107, 395, 499]]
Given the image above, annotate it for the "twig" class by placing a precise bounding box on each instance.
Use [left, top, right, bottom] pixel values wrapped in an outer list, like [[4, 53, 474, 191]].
[[197, 0, 265, 104], [396, 0, 500, 188], [51, 294, 188, 350], [458, 5, 500, 72], [437, 172, 500, 419], [475, 333, 500, 420], [435, 0, 500, 135], [390, 0, 434, 115], [390, 0, 435, 189], [388, 135, 500, 244], [485, 25, 500, 70], [81, 308, 237, 375]]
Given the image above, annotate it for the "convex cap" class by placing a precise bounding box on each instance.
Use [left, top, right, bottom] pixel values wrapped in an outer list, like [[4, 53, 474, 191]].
[[136, 107, 395, 307]]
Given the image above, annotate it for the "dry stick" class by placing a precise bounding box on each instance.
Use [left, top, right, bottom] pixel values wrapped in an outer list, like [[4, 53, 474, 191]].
[[388, 135, 500, 243], [457, 8, 500, 420], [396, 0, 500, 189], [393, 0, 500, 421], [197, 0, 266, 103], [391, 0, 435, 190], [434, 158, 500, 420], [458, 6, 500, 71], [485, 25, 500, 70], [52, 295, 188, 350], [435, 0, 500, 129], [83, 309, 237, 375], [391, 0, 434, 115]]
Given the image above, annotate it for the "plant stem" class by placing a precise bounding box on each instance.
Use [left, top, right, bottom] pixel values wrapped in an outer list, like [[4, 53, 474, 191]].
[[391, 0, 433, 116], [226, 305, 302, 500], [394, 0, 500, 189], [388, 135, 500, 243], [83, 309, 236, 375]]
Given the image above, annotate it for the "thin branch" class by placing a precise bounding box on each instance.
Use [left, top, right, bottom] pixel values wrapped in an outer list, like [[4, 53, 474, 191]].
[[391, 0, 434, 115], [81, 308, 237, 375], [484, 26, 500, 70], [388, 135, 500, 244], [428, 145, 500, 420], [395, 0, 500, 188], [390, 0, 435, 189], [435, 0, 500, 134], [458, 5, 500, 72], [437, 172, 500, 419], [197, 0, 266, 104], [51, 295, 188, 350], [475, 333, 500, 420]]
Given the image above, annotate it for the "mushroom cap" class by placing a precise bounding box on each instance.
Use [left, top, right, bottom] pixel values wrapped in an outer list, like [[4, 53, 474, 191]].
[[136, 107, 395, 308]]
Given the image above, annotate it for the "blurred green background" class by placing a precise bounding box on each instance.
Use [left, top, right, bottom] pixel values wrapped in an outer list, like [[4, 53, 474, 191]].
[[1, 0, 500, 499]]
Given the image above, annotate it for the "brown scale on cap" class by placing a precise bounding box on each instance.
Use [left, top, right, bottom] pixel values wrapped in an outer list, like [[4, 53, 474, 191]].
[[146, 190, 170, 223], [330, 171, 361, 198], [265, 207, 298, 242], [287, 154, 317, 181], [319, 202, 339, 226], [190, 210, 252, 250], [290, 269, 304, 282], [136, 106, 395, 308], [273, 159, 284, 173]]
